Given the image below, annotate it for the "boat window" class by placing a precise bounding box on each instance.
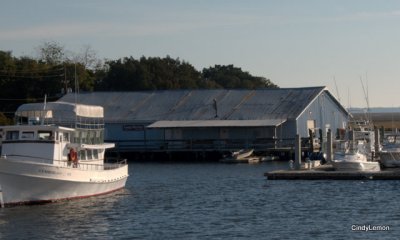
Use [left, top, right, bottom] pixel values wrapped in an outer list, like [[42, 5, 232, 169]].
[[87, 131, 94, 144], [62, 132, 70, 142], [79, 150, 86, 160], [93, 149, 98, 159], [38, 131, 52, 140], [6, 131, 19, 140], [87, 150, 93, 160], [21, 131, 34, 139], [81, 131, 88, 144], [73, 131, 80, 143], [95, 130, 102, 144]]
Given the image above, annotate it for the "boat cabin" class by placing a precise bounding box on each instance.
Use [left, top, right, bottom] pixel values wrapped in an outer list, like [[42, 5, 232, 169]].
[[0, 102, 113, 165]]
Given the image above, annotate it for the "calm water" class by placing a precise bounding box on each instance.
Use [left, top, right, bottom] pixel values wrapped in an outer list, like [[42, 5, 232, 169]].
[[0, 161, 399, 239]]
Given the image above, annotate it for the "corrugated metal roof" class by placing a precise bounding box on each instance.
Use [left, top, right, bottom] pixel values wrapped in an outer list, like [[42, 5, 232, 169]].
[[16, 102, 104, 119], [147, 119, 286, 128], [58, 87, 329, 123]]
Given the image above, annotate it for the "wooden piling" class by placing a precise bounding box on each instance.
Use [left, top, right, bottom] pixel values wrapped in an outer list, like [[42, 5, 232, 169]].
[[294, 134, 301, 170], [326, 129, 332, 163], [308, 129, 314, 153], [374, 127, 380, 153]]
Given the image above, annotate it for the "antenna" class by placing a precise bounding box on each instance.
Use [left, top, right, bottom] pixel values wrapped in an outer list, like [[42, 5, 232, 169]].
[[43, 94, 47, 110], [333, 76, 341, 103], [213, 98, 218, 118], [41, 94, 47, 125], [74, 64, 78, 128], [360, 76, 371, 123]]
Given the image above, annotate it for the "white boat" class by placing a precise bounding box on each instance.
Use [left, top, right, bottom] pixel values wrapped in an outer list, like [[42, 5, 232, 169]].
[[247, 157, 260, 164], [332, 142, 380, 172], [379, 151, 400, 168], [231, 149, 254, 160], [219, 149, 254, 163], [260, 155, 279, 162], [0, 102, 129, 206], [378, 135, 400, 168]]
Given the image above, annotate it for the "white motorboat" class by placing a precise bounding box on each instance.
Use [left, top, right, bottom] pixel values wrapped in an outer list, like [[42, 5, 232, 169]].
[[219, 149, 254, 163], [332, 152, 381, 172], [379, 152, 400, 168], [332, 142, 380, 172], [231, 149, 254, 160], [0, 102, 129, 206], [378, 135, 400, 168]]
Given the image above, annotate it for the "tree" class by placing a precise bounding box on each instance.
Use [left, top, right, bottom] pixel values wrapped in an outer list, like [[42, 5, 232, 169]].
[[74, 44, 102, 70], [37, 41, 65, 65], [0, 112, 11, 125], [202, 65, 278, 89], [98, 56, 204, 91]]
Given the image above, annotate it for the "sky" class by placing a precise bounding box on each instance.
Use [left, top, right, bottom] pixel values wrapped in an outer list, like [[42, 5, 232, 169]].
[[1, 0, 400, 108]]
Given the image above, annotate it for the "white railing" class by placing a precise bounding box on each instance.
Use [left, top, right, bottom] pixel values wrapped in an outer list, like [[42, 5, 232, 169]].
[[2, 155, 127, 171], [55, 159, 127, 171]]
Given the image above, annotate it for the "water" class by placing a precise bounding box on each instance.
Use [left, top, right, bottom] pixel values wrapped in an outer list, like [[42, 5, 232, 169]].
[[0, 161, 399, 239]]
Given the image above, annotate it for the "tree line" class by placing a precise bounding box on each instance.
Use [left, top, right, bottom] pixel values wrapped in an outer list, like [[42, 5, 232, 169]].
[[0, 42, 278, 123]]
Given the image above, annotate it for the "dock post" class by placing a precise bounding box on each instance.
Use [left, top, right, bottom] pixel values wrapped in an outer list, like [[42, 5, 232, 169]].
[[295, 134, 301, 170], [326, 129, 332, 163], [349, 130, 355, 151], [380, 126, 385, 144], [308, 129, 314, 153]]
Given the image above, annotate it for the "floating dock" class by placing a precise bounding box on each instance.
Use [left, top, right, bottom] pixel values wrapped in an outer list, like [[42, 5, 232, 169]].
[[265, 165, 400, 180]]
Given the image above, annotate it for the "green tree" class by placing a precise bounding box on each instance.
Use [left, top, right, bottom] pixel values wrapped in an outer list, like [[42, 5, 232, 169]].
[[37, 41, 65, 65], [202, 65, 278, 89], [0, 112, 12, 125], [97, 56, 203, 91]]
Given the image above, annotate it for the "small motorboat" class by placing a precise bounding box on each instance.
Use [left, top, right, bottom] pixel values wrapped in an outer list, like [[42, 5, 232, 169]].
[[332, 141, 380, 172], [219, 149, 255, 163]]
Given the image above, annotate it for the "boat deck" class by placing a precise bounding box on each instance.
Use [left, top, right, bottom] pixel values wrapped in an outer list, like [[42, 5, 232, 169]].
[[265, 165, 400, 180]]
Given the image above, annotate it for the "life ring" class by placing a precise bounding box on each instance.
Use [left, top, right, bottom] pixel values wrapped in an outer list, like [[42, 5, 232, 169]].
[[69, 148, 78, 167]]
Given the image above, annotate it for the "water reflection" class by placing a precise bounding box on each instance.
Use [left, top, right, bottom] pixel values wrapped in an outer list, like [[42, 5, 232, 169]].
[[0, 188, 131, 239], [0, 162, 399, 239]]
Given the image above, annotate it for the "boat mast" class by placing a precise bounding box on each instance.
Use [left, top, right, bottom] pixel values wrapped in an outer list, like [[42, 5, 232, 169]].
[[360, 75, 371, 124], [333, 76, 341, 104]]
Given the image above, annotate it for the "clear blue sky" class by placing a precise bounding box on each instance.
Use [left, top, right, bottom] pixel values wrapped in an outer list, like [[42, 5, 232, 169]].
[[1, 0, 400, 107]]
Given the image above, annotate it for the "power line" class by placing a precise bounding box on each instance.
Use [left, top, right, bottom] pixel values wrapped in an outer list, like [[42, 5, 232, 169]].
[[0, 96, 60, 101], [0, 74, 64, 78], [0, 67, 64, 74]]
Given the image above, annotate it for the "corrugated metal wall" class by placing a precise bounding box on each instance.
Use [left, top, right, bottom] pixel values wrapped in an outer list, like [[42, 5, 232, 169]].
[[296, 91, 348, 139]]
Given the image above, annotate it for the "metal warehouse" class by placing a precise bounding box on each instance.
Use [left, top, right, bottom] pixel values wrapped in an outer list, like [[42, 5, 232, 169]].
[[58, 87, 349, 156]]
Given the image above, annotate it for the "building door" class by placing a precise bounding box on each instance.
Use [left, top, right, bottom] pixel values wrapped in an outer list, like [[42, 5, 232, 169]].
[[165, 129, 183, 140], [307, 119, 316, 130]]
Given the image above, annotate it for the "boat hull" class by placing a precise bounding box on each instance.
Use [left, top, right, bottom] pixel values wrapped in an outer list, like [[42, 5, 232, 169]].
[[0, 159, 128, 205], [378, 152, 400, 168], [219, 158, 249, 163], [234, 149, 254, 160], [332, 160, 381, 172]]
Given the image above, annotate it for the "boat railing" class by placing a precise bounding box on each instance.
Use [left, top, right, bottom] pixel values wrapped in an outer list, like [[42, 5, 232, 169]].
[[55, 159, 128, 171], [1, 154, 127, 171]]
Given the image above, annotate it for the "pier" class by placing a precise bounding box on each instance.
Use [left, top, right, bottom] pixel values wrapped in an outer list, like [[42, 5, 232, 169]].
[[266, 165, 400, 180], [265, 130, 400, 180]]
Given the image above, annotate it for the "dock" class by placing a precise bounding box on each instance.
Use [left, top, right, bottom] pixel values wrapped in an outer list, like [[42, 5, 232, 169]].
[[265, 165, 400, 180]]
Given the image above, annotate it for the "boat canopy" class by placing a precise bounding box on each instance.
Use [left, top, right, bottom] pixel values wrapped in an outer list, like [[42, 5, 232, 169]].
[[15, 102, 104, 119]]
